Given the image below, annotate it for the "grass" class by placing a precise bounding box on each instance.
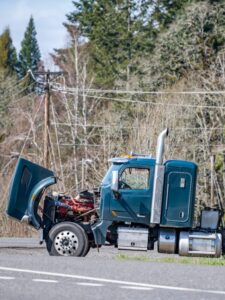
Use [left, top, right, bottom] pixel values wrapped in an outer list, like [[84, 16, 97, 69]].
[[155, 256, 225, 266], [115, 253, 225, 266], [115, 253, 151, 262]]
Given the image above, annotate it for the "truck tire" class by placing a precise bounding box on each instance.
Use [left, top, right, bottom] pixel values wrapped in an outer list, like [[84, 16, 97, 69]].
[[46, 222, 89, 257]]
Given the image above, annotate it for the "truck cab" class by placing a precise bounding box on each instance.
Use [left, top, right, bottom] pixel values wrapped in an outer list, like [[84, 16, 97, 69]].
[[92, 156, 197, 246]]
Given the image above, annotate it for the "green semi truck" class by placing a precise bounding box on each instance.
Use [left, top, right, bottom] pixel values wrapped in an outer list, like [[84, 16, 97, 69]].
[[6, 129, 225, 257]]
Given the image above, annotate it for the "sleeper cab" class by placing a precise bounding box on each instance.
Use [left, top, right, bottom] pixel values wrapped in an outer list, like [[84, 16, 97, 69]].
[[160, 160, 198, 228]]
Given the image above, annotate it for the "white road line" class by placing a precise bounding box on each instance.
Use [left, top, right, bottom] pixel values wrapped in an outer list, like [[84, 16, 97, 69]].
[[0, 266, 224, 295], [120, 286, 153, 291], [32, 279, 58, 283], [0, 276, 15, 280], [76, 283, 104, 287]]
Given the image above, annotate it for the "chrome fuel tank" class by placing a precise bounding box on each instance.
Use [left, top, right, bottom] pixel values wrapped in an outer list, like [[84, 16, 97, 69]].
[[118, 227, 148, 251], [158, 228, 177, 253], [179, 231, 222, 257]]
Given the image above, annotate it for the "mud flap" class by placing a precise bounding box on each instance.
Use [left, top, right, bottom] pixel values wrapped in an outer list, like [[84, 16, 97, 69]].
[[91, 220, 112, 245], [6, 158, 57, 229]]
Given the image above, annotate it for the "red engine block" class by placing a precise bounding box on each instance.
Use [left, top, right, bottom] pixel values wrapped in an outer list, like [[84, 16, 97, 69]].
[[57, 193, 94, 217]]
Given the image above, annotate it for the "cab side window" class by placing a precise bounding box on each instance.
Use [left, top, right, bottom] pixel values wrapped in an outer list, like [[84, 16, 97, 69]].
[[119, 168, 150, 190]]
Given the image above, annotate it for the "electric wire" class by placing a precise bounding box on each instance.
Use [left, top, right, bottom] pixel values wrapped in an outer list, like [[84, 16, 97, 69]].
[[81, 94, 225, 110], [51, 88, 225, 110], [8, 91, 36, 108], [27, 69, 45, 86], [2, 82, 36, 109], [50, 81, 225, 95], [52, 143, 225, 148], [51, 122, 225, 132], [0, 73, 29, 94]]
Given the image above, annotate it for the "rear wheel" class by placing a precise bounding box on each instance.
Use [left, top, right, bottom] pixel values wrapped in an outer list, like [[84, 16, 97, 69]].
[[46, 222, 89, 257]]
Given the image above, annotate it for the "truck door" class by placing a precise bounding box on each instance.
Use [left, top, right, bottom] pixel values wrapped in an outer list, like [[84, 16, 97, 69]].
[[110, 166, 153, 224], [160, 160, 197, 228], [7, 158, 57, 229]]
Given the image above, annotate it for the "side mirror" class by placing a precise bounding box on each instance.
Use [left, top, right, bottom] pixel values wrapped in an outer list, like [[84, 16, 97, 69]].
[[111, 170, 119, 193]]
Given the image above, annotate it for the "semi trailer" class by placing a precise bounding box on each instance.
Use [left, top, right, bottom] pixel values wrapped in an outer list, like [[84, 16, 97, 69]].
[[6, 129, 225, 257]]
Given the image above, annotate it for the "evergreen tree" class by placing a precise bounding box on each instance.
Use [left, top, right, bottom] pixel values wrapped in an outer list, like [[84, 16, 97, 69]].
[[67, 0, 155, 87], [18, 16, 41, 78], [0, 27, 17, 74], [150, 0, 191, 30], [145, 1, 225, 89]]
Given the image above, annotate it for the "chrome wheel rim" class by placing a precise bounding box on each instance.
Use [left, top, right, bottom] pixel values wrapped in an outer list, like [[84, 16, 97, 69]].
[[54, 230, 79, 256]]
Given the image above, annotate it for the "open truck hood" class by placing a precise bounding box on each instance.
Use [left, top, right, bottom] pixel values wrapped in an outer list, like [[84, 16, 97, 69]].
[[6, 158, 57, 229]]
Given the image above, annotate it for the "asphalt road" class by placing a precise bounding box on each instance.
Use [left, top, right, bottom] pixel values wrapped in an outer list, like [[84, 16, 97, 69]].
[[0, 238, 225, 300]]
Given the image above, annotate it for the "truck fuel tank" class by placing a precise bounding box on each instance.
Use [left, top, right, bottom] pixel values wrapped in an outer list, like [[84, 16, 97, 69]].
[[118, 227, 148, 251], [158, 228, 177, 254], [179, 231, 222, 257]]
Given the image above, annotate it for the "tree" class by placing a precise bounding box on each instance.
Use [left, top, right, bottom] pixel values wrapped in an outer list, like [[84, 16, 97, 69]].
[[17, 16, 41, 78], [67, 0, 156, 87], [0, 28, 17, 134], [150, 0, 191, 30], [143, 1, 225, 89], [0, 27, 17, 74]]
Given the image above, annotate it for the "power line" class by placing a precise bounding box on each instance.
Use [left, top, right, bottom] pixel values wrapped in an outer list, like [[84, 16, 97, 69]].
[[51, 82, 225, 95], [51, 88, 225, 110], [1, 81, 35, 106], [82, 94, 225, 109], [29, 69, 66, 88], [9, 91, 36, 107], [54, 143, 105, 147], [0, 73, 30, 94], [51, 122, 225, 131], [53, 143, 225, 149]]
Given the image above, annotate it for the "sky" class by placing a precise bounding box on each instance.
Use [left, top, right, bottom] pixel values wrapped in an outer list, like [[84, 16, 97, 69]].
[[0, 0, 75, 68]]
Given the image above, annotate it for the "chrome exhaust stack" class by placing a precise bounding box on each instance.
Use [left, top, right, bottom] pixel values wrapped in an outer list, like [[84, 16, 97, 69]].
[[150, 128, 168, 224]]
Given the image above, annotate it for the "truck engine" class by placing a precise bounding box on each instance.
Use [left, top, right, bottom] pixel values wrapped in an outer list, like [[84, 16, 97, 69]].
[[42, 189, 98, 227]]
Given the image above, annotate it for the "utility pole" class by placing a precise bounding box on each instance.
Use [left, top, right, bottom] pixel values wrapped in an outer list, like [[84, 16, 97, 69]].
[[34, 70, 65, 168], [44, 71, 50, 168]]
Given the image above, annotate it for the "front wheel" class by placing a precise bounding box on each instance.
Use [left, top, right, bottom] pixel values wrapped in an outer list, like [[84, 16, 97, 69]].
[[46, 222, 89, 257]]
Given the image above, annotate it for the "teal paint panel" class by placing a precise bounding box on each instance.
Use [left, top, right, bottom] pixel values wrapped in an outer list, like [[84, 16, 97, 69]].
[[161, 160, 197, 228], [109, 162, 155, 225], [110, 189, 151, 223], [98, 158, 156, 229], [6, 158, 55, 223]]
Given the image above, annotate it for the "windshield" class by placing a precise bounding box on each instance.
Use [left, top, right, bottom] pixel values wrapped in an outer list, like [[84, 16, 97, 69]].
[[101, 164, 121, 186]]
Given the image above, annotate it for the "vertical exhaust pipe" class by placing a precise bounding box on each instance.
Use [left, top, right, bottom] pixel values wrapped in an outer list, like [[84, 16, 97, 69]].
[[155, 128, 168, 165], [150, 128, 168, 224]]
